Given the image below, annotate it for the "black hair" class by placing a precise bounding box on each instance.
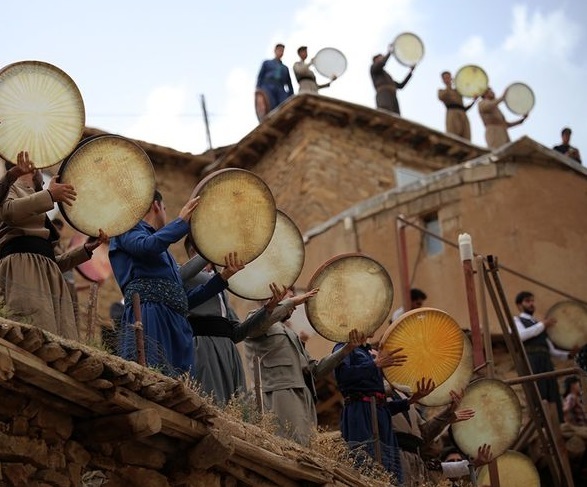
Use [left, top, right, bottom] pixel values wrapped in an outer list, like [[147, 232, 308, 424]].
[[563, 376, 580, 397], [411, 288, 427, 301], [153, 190, 162, 204], [297, 46, 307, 56], [515, 291, 533, 305], [562, 127, 572, 136], [275, 43, 285, 49], [441, 71, 451, 77]]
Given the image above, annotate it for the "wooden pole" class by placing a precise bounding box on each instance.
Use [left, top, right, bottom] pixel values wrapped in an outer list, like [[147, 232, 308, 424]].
[[132, 293, 146, 367], [504, 367, 585, 386], [458, 234, 484, 368], [86, 282, 99, 343], [253, 355, 264, 415], [369, 396, 382, 465]]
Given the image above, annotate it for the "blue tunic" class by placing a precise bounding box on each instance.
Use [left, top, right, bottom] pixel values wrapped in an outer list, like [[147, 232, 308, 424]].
[[256, 58, 294, 112], [109, 218, 226, 376], [334, 344, 408, 483]]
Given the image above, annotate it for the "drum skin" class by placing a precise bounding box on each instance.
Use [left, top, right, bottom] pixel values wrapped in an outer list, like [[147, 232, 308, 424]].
[[313, 48, 347, 78], [454, 65, 489, 98], [0, 60, 85, 168], [190, 168, 276, 266], [381, 308, 464, 394], [504, 82, 535, 115], [304, 253, 394, 342], [393, 32, 425, 67], [224, 210, 305, 300], [452, 379, 522, 458], [546, 300, 587, 350], [477, 450, 540, 487], [419, 332, 473, 407], [58, 135, 155, 237]]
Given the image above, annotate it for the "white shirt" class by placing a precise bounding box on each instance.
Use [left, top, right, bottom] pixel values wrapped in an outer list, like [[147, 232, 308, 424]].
[[513, 312, 570, 360]]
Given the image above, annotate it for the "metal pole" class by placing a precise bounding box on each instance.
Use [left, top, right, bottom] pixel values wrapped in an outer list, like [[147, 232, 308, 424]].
[[396, 215, 411, 317], [200, 94, 213, 150]]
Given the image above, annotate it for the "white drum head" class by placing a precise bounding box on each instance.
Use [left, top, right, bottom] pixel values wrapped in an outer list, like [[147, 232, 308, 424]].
[[419, 332, 473, 407], [224, 210, 305, 300], [313, 48, 347, 78], [58, 135, 156, 237], [0, 61, 85, 168], [305, 253, 394, 342], [505, 82, 535, 115], [546, 300, 587, 350], [393, 32, 424, 67], [190, 169, 276, 265], [452, 379, 522, 458], [477, 451, 540, 487], [454, 65, 489, 98]]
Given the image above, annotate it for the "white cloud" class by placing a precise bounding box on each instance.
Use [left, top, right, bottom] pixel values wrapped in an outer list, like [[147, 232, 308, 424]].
[[125, 84, 206, 153]]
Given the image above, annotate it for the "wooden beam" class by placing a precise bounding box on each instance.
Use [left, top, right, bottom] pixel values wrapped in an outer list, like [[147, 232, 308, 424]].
[[188, 431, 234, 470], [75, 409, 162, 442], [231, 455, 299, 487], [106, 387, 209, 442], [0, 338, 120, 416]]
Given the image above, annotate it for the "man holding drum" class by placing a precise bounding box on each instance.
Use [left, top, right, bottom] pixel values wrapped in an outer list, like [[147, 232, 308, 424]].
[[514, 291, 572, 422], [293, 46, 335, 94], [109, 191, 241, 377], [478, 87, 527, 149], [0, 151, 107, 340], [370, 44, 415, 115], [438, 71, 477, 141]]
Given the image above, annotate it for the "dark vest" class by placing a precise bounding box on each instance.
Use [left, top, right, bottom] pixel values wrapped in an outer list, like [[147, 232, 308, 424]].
[[519, 316, 549, 353]]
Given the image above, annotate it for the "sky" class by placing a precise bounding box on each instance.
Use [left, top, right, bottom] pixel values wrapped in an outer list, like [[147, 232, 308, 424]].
[[3, 0, 586, 156]]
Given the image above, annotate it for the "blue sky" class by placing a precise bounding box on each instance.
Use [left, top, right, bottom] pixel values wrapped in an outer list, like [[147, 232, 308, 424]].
[[4, 0, 586, 155]]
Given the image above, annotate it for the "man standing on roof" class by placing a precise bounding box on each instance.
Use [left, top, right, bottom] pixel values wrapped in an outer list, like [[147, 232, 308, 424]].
[[553, 127, 582, 164], [438, 71, 477, 141], [256, 43, 294, 120], [478, 87, 527, 149], [293, 46, 336, 94], [370, 43, 415, 115]]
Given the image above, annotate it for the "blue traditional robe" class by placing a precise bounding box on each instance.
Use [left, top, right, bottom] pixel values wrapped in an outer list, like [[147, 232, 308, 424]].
[[256, 58, 294, 112], [109, 218, 226, 376], [334, 344, 409, 483]]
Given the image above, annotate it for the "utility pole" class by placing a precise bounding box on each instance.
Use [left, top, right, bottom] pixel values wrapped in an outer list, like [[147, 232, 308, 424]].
[[200, 94, 212, 150]]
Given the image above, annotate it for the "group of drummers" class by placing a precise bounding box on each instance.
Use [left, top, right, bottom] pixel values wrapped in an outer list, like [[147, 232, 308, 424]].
[[255, 34, 541, 152]]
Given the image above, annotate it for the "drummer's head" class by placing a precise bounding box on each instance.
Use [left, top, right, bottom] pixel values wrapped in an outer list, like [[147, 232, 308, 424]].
[[441, 71, 452, 86], [145, 190, 166, 229], [373, 54, 384, 63], [297, 46, 308, 60], [515, 291, 535, 314], [274, 43, 285, 59], [561, 127, 572, 144], [482, 87, 495, 100]]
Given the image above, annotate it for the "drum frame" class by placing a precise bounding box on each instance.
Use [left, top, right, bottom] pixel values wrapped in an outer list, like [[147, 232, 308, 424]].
[[392, 32, 425, 67], [454, 64, 489, 98], [504, 82, 535, 115], [313, 47, 347, 79]]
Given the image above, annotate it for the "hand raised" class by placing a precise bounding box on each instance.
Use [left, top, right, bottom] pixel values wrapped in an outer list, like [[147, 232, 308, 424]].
[[85, 229, 109, 253], [219, 252, 245, 281], [452, 407, 475, 423], [409, 377, 435, 403], [179, 196, 200, 221], [48, 176, 76, 206], [264, 282, 288, 312], [12, 151, 35, 178], [347, 329, 366, 348], [291, 288, 319, 306], [374, 347, 407, 369]]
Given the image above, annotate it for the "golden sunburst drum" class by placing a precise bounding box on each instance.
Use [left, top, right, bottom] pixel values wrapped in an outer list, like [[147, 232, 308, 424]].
[[454, 65, 489, 98], [452, 379, 522, 458], [546, 300, 587, 350], [381, 308, 464, 394], [419, 332, 473, 407], [504, 82, 535, 115], [392, 33, 425, 67], [313, 48, 347, 78], [190, 168, 276, 266], [304, 253, 394, 342], [477, 450, 540, 487], [58, 135, 155, 237], [0, 60, 85, 168], [223, 210, 305, 300]]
